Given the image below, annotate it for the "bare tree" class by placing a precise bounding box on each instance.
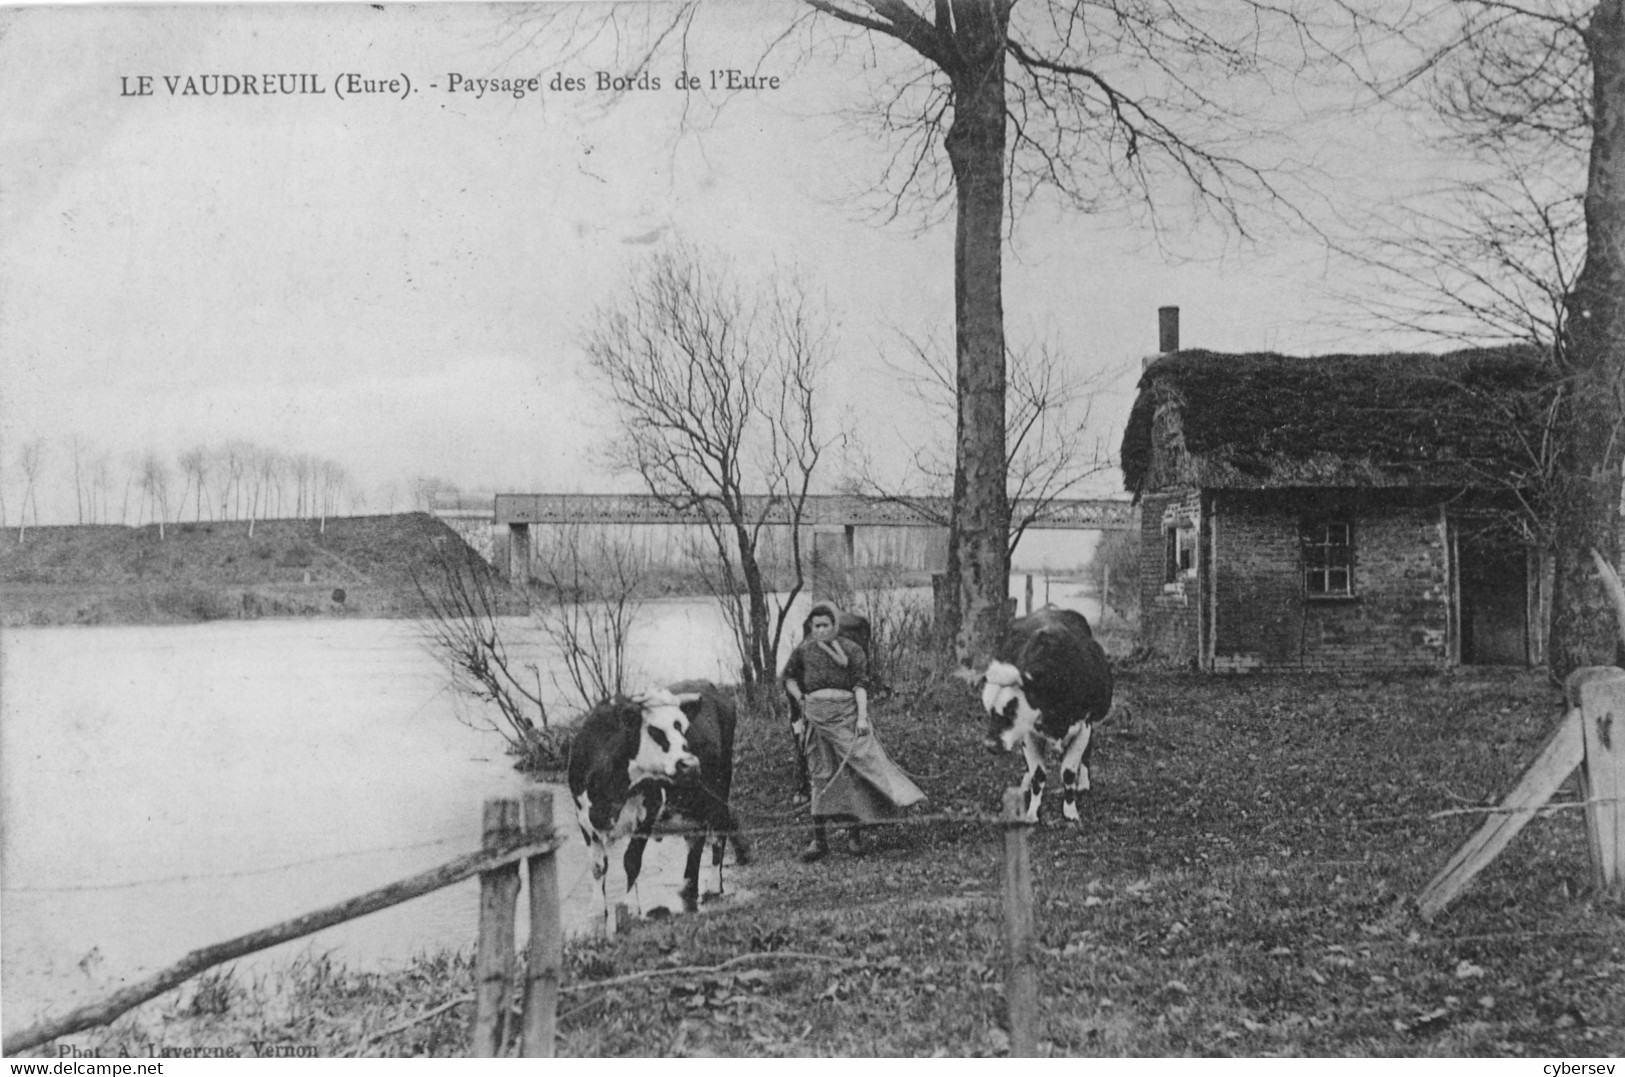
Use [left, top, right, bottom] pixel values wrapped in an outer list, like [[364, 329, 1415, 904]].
[[769, 0, 1339, 665], [139, 450, 173, 539], [316, 458, 348, 531], [16, 438, 45, 541], [412, 538, 564, 769], [1355, 0, 1625, 676], [1337, 159, 1584, 350], [529, 525, 646, 712], [178, 447, 211, 522], [582, 242, 833, 691], [495, 1, 1328, 665], [247, 445, 284, 535], [214, 442, 247, 520], [847, 332, 1115, 556], [90, 449, 112, 525], [66, 434, 89, 525]]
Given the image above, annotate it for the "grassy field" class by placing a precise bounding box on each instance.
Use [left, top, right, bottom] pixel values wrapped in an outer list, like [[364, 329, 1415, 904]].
[[21, 667, 1625, 1058]]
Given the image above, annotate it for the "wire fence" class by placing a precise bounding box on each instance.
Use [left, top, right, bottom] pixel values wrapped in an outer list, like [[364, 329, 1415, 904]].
[[5, 777, 1621, 1059], [5, 792, 1621, 896]]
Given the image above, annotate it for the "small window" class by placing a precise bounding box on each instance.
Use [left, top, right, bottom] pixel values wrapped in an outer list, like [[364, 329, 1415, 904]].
[[1164, 520, 1196, 583], [1302, 519, 1353, 597]]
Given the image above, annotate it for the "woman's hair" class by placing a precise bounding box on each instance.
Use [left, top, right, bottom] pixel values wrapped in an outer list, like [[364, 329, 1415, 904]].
[[807, 601, 840, 625]]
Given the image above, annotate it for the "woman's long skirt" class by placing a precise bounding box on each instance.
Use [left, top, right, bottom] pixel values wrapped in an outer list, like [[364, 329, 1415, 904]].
[[802, 694, 926, 822]]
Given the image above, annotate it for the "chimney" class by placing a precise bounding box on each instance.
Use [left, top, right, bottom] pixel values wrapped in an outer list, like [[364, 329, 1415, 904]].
[[1143, 306, 1181, 370], [1158, 306, 1180, 353]]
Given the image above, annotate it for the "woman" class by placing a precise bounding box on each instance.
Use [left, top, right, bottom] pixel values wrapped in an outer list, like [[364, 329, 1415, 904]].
[[781, 602, 926, 862]]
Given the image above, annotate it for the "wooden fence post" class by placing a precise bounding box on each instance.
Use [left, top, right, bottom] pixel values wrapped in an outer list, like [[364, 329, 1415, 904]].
[[471, 797, 522, 1057], [521, 788, 562, 1058], [1577, 669, 1625, 891], [1001, 788, 1039, 1057]]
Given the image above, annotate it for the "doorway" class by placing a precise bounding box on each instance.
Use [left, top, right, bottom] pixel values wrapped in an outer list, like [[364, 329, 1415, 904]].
[[1455, 523, 1529, 666]]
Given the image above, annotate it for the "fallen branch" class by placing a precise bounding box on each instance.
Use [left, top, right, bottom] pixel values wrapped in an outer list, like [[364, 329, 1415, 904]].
[[559, 950, 863, 995], [357, 951, 862, 1053], [354, 996, 472, 1056]]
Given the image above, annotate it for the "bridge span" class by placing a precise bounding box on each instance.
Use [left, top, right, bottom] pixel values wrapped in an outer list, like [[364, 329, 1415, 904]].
[[491, 493, 1134, 530], [438, 493, 1135, 582]]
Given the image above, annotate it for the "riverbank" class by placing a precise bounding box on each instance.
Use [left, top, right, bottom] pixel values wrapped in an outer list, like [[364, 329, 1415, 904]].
[[0, 515, 943, 627], [24, 668, 1623, 1057], [0, 514, 473, 626]]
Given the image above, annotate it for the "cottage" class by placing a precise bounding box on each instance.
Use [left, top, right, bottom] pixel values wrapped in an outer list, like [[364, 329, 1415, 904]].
[[1120, 342, 1559, 673]]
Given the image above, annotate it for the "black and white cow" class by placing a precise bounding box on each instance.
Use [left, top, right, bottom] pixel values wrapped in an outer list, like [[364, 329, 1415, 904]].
[[979, 607, 1113, 824], [566, 681, 750, 931], [785, 610, 873, 800]]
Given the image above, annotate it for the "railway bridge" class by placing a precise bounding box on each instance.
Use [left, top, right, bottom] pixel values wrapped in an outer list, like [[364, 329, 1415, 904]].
[[448, 493, 1136, 581]]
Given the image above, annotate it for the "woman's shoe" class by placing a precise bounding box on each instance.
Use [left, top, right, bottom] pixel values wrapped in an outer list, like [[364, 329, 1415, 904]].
[[799, 840, 829, 863]]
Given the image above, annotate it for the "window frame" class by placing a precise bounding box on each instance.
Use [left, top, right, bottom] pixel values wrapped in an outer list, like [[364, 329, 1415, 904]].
[[1164, 518, 1198, 585], [1301, 517, 1355, 599]]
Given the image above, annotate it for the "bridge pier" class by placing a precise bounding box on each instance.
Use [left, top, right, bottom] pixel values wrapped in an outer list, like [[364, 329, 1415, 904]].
[[810, 526, 854, 598], [502, 523, 531, 582]]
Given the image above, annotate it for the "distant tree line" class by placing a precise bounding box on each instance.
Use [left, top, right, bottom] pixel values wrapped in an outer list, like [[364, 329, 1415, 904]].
[[0, 437, 376, 536]]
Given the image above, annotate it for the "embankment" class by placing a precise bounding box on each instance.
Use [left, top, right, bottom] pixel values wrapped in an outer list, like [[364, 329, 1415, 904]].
[[0, 514, 477, 627]]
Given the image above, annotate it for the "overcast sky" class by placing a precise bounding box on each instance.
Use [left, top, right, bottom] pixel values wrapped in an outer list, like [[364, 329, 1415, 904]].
[[0, 1, 1450, 524]]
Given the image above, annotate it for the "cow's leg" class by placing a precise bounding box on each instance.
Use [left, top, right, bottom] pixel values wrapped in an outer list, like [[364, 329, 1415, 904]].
[[621, 788, 664, 917], [581, 830, 614, 936], [622, 834, 650, 916], [680, 833, 705, 911], [711, 827, 727, 897], [1020, 735, 1047, 823], [718, 805, 750, 867], [1059, 721, 1095, 823]]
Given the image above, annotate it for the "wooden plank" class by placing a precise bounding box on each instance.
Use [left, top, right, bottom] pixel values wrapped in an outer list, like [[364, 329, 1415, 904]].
[[1579, 672, 1625, 891], [520, 789, 562, 1059], [1001, 788, 1039, 1057], [470, 798, 522, 1058], [2, 830, 560, 1056], [1417, 707, 1584, 920]]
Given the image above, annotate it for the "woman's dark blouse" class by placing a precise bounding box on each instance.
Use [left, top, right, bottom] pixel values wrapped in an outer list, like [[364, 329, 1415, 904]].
[[782, 637, 868, 693]]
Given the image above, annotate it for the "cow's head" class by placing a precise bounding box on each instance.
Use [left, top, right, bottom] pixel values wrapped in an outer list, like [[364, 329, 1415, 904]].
[[625, 689, 703, 784], [980, 660, 1040, 753]]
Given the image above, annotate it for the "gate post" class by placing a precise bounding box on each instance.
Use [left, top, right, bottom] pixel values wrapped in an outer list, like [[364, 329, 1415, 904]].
[[471, 797, 521, 1057], [520, 789, 562, 1058], [1001, 788, 1039, 1056], [1577, 669, 1625, 891]]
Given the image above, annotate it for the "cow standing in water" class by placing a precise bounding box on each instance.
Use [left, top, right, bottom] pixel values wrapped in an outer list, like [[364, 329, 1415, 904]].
[[567, 682, 749, 932], [978, 607, 1114, 824]]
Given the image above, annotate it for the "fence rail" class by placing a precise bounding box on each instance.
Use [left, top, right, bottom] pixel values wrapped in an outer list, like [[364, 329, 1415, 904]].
[[1, 796, 564, 1058]]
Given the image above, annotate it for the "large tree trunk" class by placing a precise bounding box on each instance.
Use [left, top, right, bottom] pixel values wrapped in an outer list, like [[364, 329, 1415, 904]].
[[944, 6, 1012, 668], [1552, 0, 1625, 677]]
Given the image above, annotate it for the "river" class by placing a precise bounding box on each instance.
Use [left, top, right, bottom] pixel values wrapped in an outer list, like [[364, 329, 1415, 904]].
[[0, 579, 1096, 1033], [0, 597, 756, 1034]]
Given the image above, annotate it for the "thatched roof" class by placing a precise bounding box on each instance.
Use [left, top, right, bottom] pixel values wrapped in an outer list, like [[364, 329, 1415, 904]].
[[1121, 345, 1553, 495]]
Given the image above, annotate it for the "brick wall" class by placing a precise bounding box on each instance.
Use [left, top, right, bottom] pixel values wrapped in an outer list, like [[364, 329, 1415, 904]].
[[1139, 489, 1203, 665], [1210, 491, 1450, 673]]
